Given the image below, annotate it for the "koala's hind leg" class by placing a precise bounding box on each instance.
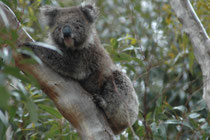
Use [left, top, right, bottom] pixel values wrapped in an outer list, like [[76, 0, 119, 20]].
[[100, 70, 139, 134]]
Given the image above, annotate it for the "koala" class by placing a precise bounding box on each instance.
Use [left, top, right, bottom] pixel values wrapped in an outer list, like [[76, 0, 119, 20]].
[[30, 3, 139, 134]]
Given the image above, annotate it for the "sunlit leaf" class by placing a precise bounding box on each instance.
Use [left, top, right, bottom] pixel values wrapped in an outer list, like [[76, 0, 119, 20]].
[[110, 38, 119, 49], [112, 52, 133, 62], [173, 105, 187, 113], [189, 113, 200, 119], [164, 119, 180, 125]]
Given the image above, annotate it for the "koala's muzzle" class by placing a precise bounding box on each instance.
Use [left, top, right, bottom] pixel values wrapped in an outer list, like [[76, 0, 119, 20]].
[[62, 25, 74, 48], [62, 25, 72, 38]]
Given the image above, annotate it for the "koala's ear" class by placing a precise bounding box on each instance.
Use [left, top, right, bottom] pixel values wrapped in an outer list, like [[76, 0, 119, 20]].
[[39, 6, 58, 27], [80, 3, 99, 23]]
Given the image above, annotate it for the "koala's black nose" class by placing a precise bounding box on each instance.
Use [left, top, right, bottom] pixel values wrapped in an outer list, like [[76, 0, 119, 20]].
[[62, 25, 72, 38]]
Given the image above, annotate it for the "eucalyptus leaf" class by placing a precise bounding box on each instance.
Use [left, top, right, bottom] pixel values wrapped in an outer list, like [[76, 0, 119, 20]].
[[173, 105, 187, 113], [26, 42, 63, 55], [164, 119, 180, 125], [189, 113, 200, 119], [38, 104, 62, 119], [0, 86, 10, 109], [45, 123, 60, 138], [25, 98, 38, 123], [191, 99, 207, 112], [189, 50, 195, 74], [165, 120, 193, 130], [0, 110, 8, 127], [17, 48, 43, 65]]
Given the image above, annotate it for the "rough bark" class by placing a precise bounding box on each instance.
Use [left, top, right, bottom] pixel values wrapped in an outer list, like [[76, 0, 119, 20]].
[[0, 2, 115, 139], [170, 0, 210, 110]]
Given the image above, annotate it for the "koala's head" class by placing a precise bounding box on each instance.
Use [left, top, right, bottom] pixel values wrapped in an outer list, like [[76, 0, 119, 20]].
[[40, 3, 98, 50]]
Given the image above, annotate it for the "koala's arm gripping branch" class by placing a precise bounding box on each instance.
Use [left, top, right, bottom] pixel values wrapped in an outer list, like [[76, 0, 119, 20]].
[[0, 2, 115, 139], [170, 0, 210, 110]]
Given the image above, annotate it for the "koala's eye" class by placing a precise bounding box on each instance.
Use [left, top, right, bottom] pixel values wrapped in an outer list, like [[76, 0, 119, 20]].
[[76, 26, 80, 29]]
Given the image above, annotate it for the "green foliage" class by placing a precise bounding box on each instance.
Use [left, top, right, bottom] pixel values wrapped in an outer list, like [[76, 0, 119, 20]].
[[0, 0, 209, 139]]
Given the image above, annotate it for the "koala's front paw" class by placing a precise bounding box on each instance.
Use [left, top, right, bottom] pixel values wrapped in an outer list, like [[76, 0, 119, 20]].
[[93, 94, 107, 109]]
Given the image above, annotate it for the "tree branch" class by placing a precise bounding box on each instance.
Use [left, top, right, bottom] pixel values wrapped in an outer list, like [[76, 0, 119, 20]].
[[170, 0, 210, 110], [0, 2, 115, 139]]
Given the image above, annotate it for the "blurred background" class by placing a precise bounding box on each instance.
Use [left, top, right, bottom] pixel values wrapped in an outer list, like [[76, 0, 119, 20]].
[[0, 0, 209, 139]]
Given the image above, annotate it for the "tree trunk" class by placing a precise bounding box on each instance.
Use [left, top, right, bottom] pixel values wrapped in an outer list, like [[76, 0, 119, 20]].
[[170, 0, 210, 110], [0, 2, 115, 139]]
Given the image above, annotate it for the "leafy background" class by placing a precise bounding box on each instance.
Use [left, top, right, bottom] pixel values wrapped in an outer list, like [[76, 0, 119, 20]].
[[0, 0, 209, 139]]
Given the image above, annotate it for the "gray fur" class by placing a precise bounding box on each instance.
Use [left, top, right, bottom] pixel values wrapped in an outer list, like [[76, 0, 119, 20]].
[[33, 3, 139, 134]]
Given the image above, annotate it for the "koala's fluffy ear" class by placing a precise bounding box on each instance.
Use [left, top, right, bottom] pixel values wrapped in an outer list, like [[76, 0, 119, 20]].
[[39, 6, 58, 27], [80, 3, 99, 23]]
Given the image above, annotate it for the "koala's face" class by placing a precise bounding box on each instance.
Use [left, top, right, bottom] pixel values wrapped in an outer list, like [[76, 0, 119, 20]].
[[40, 4, 98, 49]]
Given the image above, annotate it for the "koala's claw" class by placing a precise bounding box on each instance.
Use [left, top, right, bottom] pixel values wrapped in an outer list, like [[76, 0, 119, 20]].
[[93, 94, 107, 109]]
